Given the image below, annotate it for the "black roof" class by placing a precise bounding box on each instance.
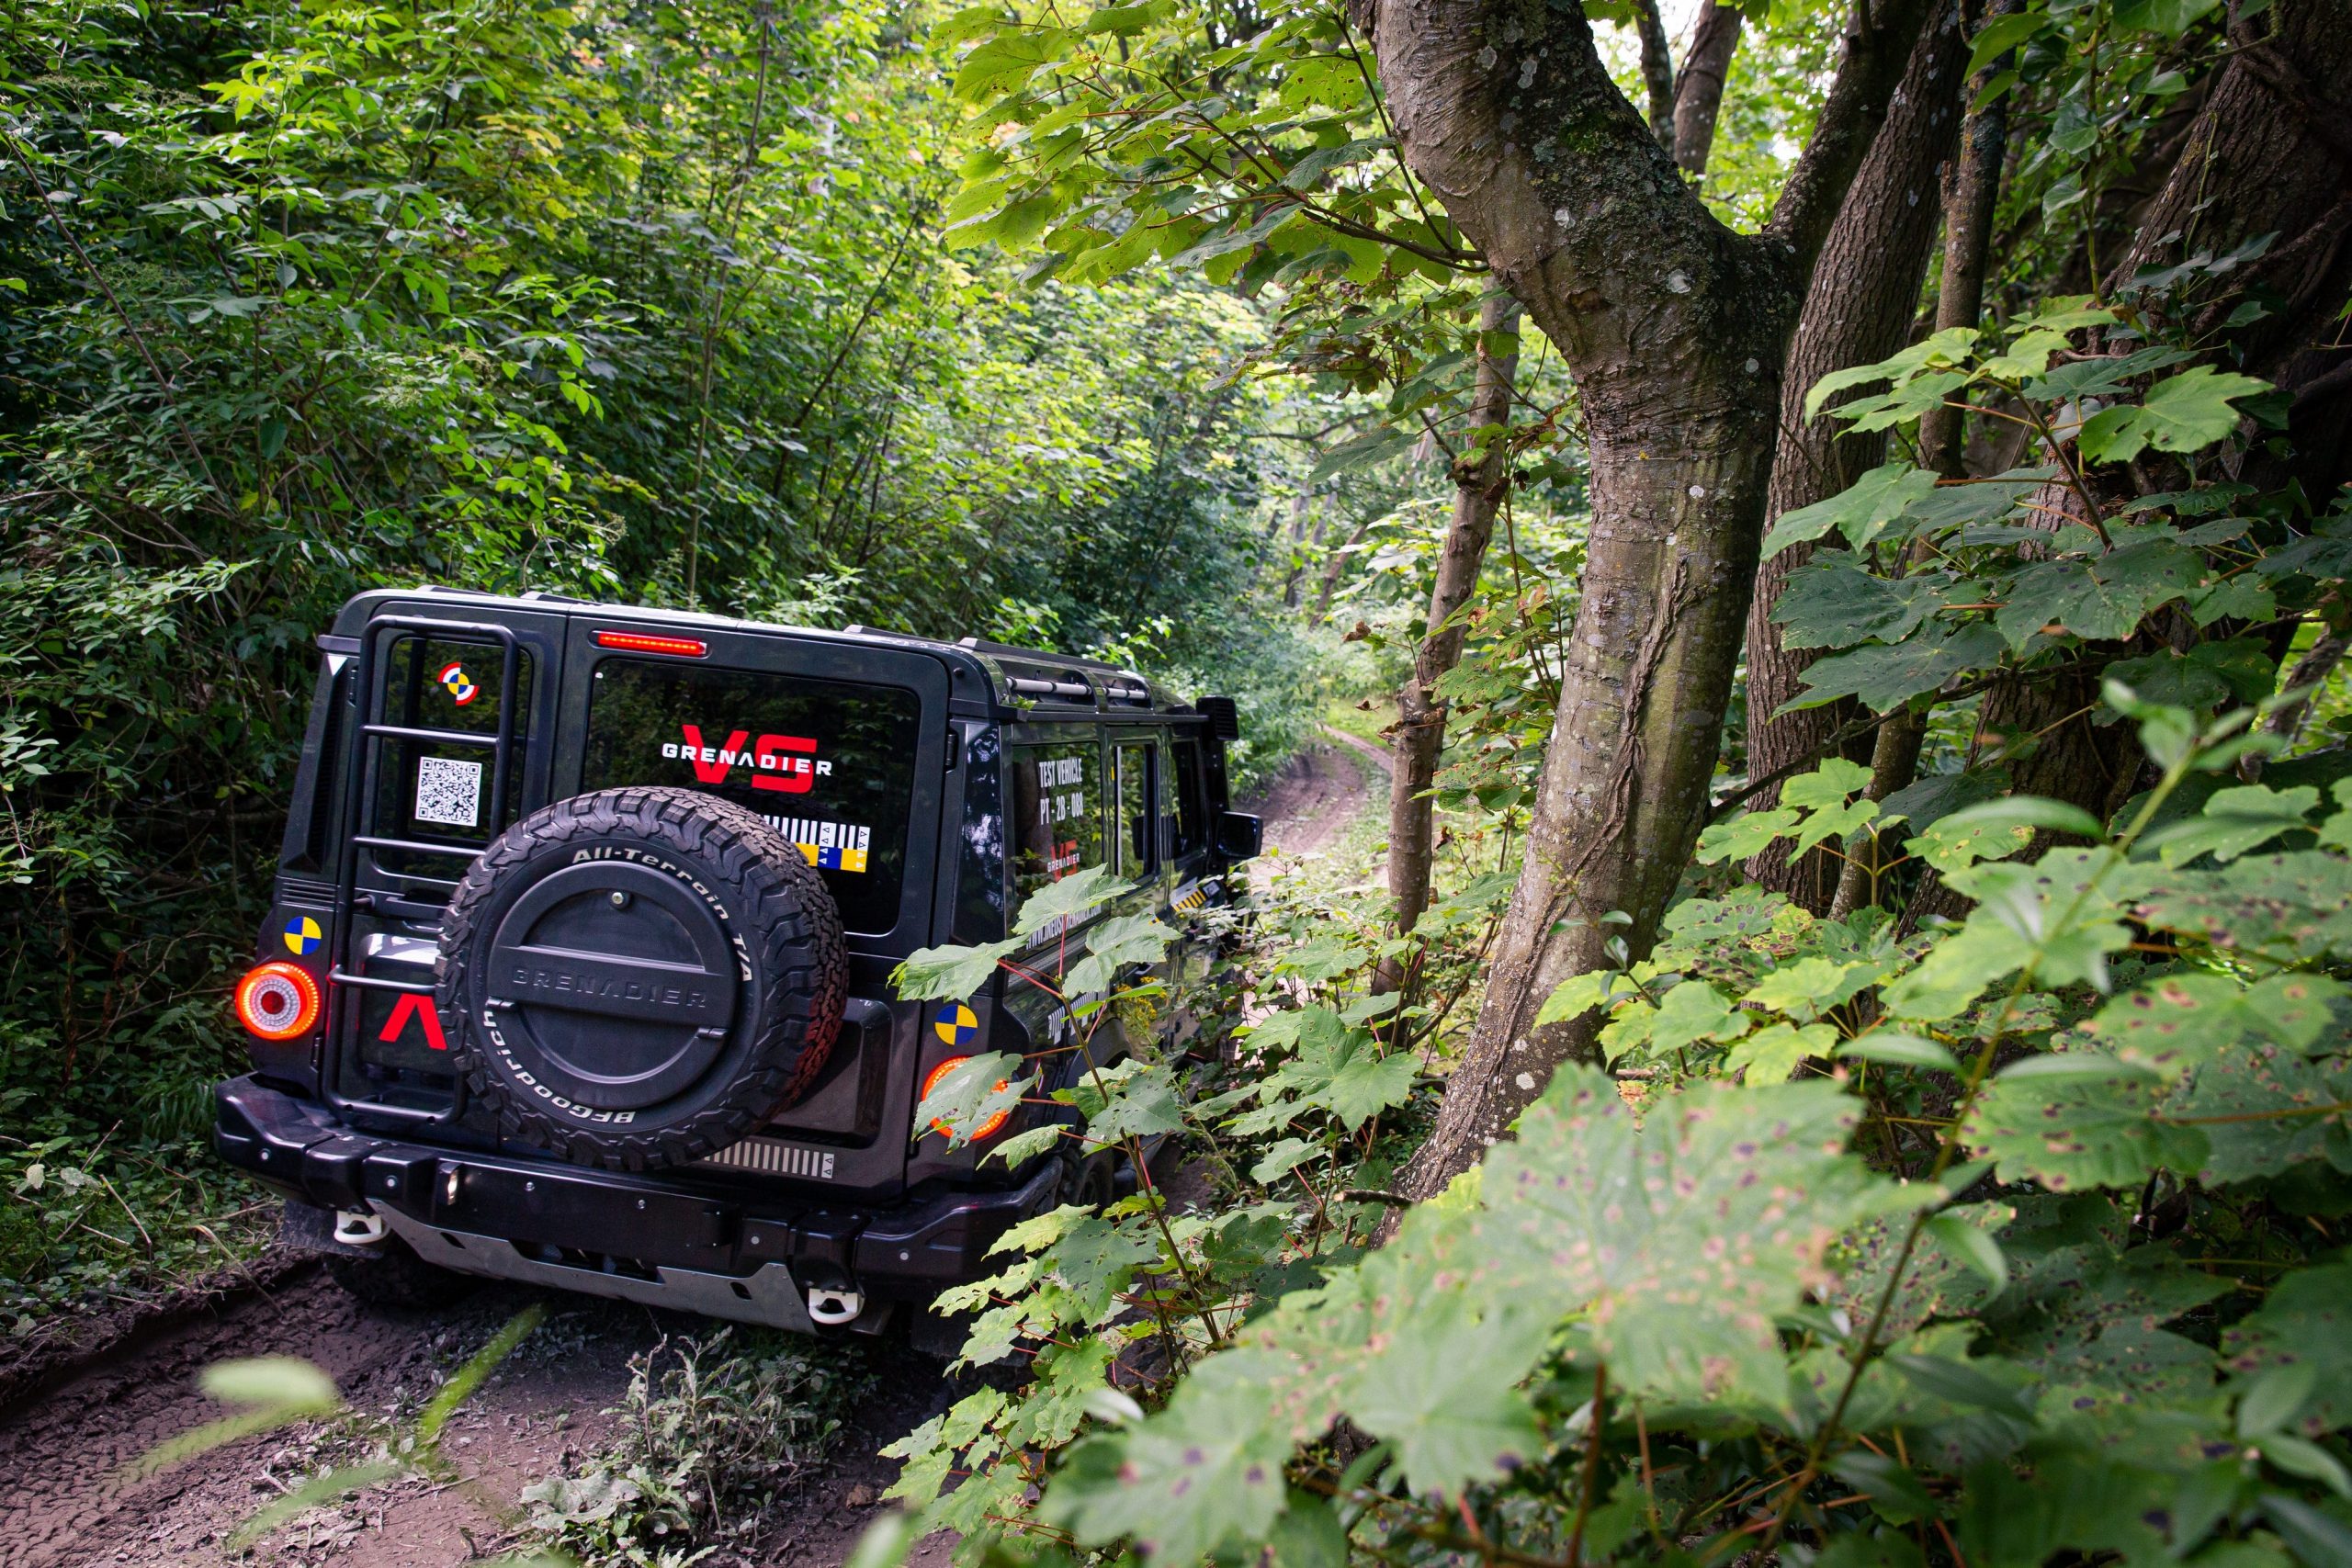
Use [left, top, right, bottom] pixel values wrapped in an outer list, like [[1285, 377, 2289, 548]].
[[330, 586, 1198, 721]]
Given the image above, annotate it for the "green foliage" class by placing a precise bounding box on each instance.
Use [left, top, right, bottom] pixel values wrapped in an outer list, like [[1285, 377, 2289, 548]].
[[525, 1327, 870, 1566], [854, 694, 2352, 1568]]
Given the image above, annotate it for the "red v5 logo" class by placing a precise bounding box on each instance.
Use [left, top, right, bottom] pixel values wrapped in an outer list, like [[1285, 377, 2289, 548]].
[[679, 724, 750, 784]]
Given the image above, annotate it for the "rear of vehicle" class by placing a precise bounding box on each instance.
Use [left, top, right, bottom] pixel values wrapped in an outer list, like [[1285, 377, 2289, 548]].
[[215, 589, 1253, 1335]]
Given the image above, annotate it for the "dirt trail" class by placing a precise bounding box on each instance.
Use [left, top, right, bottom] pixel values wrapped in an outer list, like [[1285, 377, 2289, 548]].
[[1, 736, 1385, 1568], [1245, 727, 1391, 863]]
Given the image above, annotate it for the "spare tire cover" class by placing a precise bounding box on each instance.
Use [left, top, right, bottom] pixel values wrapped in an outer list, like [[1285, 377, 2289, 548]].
[[437, 786, 846, 1170]]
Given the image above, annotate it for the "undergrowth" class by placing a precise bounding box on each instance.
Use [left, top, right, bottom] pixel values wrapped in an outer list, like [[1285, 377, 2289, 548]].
[[521, 1328, 873, 1568]]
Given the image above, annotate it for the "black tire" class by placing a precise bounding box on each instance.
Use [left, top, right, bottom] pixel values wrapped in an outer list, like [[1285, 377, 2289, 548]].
[[437, 785, 847, 1171], [324, 1240, 476, 1310]]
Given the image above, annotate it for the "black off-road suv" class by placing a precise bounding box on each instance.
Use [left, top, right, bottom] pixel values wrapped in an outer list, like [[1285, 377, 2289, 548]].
[[216, 586, 1260, 1336]]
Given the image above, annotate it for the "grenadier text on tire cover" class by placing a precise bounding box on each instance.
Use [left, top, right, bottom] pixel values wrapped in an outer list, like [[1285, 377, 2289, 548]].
[[215, 586, 1261, 1344]]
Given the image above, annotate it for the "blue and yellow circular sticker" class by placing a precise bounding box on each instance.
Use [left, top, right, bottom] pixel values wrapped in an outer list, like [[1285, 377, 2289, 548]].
[[282, 914, 323, 955], [933, 1002, 978, 1048]]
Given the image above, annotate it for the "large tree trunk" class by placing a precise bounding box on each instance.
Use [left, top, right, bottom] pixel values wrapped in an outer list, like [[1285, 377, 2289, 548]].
[[1672, 4, 1746, 177], [1387, 288, 1522, 948], [1365, 0, 1936, 1198], [1743, 0, 1967, 914]]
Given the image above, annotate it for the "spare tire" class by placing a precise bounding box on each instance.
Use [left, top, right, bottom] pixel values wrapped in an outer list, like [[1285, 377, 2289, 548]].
[[437, 786, 846, 1170]]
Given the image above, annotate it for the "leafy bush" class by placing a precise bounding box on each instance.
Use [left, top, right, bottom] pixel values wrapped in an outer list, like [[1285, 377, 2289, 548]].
[[859, 689, 2352, 1567]]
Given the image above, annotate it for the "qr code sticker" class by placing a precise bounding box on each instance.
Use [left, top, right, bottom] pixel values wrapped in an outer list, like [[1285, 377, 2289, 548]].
[[414, 755, 482, 828]]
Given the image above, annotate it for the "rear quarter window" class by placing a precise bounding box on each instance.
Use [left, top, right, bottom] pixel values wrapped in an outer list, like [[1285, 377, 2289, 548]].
[[579, 659, 922, 934], [1010, 737, 1105, 919]]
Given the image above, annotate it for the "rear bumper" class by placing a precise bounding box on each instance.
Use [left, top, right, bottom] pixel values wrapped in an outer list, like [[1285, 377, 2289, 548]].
[[214, 1075, 1057, 1312]]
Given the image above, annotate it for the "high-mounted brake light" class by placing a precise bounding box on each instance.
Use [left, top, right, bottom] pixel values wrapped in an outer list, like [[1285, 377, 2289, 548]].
[[594, 630, 707, 658], [922, 1056, 1012, 1141], [236, 961, 322, 1041]]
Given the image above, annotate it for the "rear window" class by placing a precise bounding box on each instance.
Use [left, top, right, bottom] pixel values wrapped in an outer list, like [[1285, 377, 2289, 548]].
[[580, 659, 922, 934], [369, 635, 532, 882]]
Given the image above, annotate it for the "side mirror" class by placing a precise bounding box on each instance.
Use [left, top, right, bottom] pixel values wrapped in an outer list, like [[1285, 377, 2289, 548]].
[[1215, 811, 1262, 863]]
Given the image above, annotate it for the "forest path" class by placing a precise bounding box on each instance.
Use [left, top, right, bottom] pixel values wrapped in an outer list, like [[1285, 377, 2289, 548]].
[[0, 733, 1385, 1568]]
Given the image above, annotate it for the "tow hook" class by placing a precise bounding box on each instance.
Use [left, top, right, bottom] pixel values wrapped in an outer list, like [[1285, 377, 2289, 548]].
[[806, 1287, 864, 1326], [334, 1208, 390, 1247]]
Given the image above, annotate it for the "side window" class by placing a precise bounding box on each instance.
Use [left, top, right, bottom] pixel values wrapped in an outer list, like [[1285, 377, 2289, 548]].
[[1010, 738, 1105, 908], [1115, 739, 1157, 878], [1171, 737, 1207, 860]]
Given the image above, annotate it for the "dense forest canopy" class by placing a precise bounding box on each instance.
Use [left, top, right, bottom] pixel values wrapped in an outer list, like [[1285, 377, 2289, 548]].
[[8, 0, 2352, 1562]]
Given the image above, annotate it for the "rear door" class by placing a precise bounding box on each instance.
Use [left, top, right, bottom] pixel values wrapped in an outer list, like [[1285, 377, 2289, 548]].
[[326, 600, 570, 1131], [553, 619, 954, 1190]]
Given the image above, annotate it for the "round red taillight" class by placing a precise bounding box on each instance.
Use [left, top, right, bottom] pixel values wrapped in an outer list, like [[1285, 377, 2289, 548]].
[[921, 1056, 1012, 1141], [236, 962, 322, 1041]]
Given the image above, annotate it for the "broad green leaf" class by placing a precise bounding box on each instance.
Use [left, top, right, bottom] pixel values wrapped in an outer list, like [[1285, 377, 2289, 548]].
[[1967, 1066, 2206, 1190], [1772, 559, 1951, 650], [1696, 806, 1799, 864], [917, 1052, 1031, 1147], [2222, 1261, 2352, 1435], [1967, 9, 2046, 74], [1069, 1059, 1186, 1143], [2112, 0, 2221, 33], [1804, 328, 1978, 422], [1922, 1213, 2009, 1293], [1744, 957, 1871, 1021], [2081, 973, 2253, 1077], [1787, 624, 2007, 714], [2134, 852, 2352, 961], [1838, 1032, 1962, 1072], [2107, 637, 2276, 709], [1996, 541, 2199, 649], [1762, 464, 1939, 557], [1723, 1021, 1835, 1085], [200, 1357, 341, 1412], [1647, 979, 1750, 1053], [1319, 1048, 1418, 1130], [2077, 367, 2273, 464], [986, 1123, 1067, 1168], [1533, 969, 1641, 1028], [1788, 797, 1880, 861], [1782, 758, 1873, 809], [1883, 922, 2034, 1021], [895, 937, 1020, 1000], [2140, 784, 2317, 867], [1065, 910, 1179, 993], [2180, 1043, 2352, 1183], [1014, 863, 1127, 938], [1041, 1354, 1293, 1561]]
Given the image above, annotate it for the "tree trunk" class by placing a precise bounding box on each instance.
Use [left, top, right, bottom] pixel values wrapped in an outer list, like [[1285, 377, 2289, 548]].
[[1672, 4, 1745, 177], [1633, 0, 1678, 156], [1387, 288, 1522, 953], [1743, 0, 1967, 914], [1832, 0, 2016, 921], [1365, 0, 1936, 1198]]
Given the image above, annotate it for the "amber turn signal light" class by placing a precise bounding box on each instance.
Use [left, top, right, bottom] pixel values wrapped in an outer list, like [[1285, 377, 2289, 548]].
[[235, 962, 322, 1041], [922, 1055, 1012, 1140]]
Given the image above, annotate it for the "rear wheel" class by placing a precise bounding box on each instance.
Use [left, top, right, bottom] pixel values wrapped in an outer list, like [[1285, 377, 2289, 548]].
[[322, 1238, 475, 1310]]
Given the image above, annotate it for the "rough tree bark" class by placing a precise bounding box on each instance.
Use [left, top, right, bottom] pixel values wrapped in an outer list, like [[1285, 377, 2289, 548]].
[[1386, 288, 1522, 954], [1742, 0, 1968, 914], [1363, 0, 1937, 1198], [1830, 0, 2017, 920], [1672, 4, 1747, 178], [1632, 0, 1679, 154]]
